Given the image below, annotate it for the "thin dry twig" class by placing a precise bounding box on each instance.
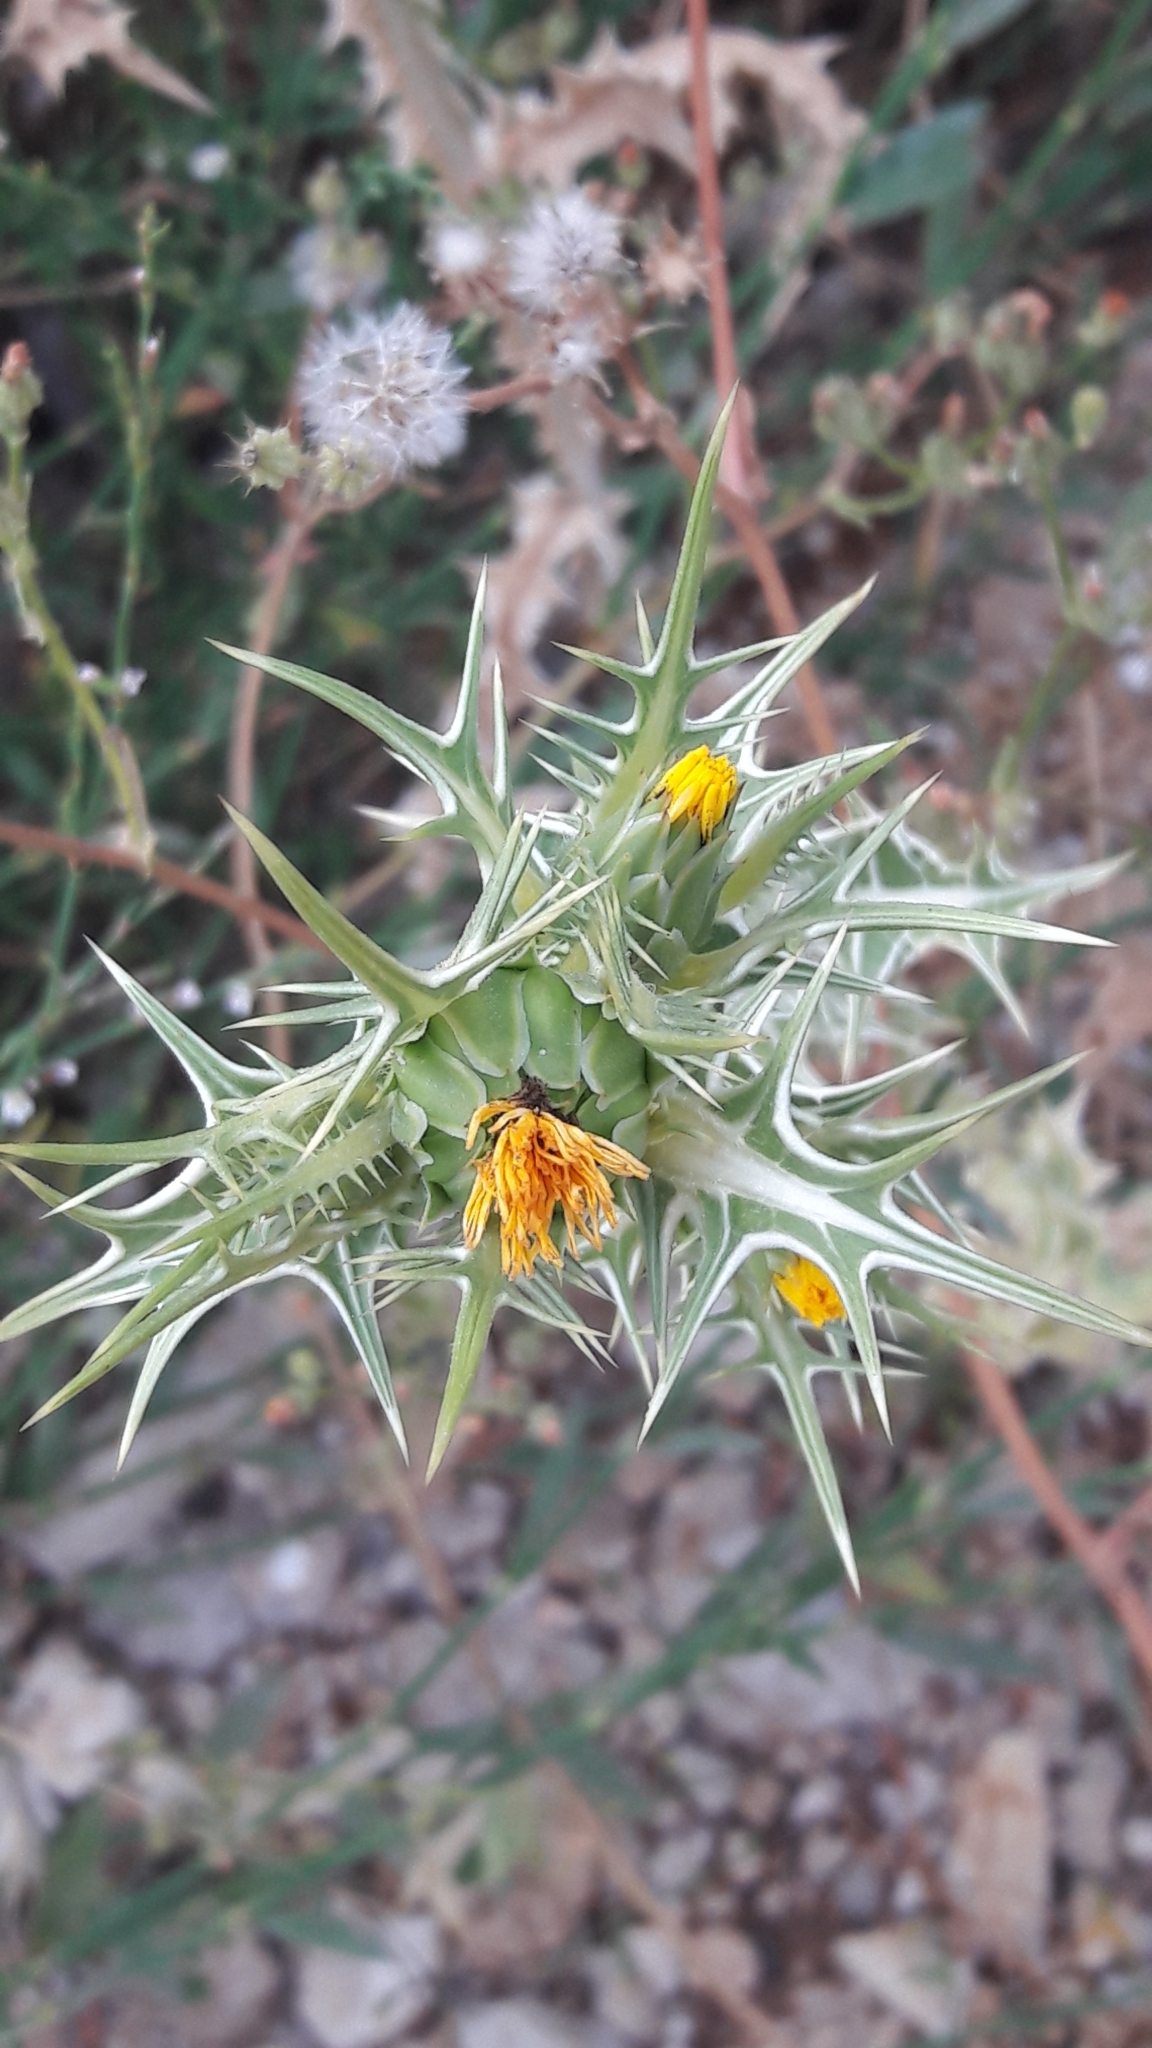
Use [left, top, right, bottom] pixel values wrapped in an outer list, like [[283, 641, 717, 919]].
[[0, 814, 327, 954], [965, 1347, 1152, 1690]]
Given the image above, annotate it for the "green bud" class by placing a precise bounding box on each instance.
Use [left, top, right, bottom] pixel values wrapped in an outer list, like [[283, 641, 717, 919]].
[[930, 292, 972, 353], [812, 372, 900, 453], [235, 425, 305, 492], [0, 343, 43, 443], [304, 161, 347, 219], [315, 439, 380, 504], [918, 430, 971, 496], [812, 375, 876, 451], [973, 289, 1051, 398], [1070, 385, 1108, 450]]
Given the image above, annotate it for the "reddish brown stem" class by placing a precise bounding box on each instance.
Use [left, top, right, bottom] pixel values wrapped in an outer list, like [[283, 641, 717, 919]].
[[686, 0, 751, 501], [226, 510, 315, 936], [0, 814, 327, 954], [965, 1348, 1152, 1690], [226, 509, 317, 1063], [468, 372, 554, 413], [678, 1, 839, 759]]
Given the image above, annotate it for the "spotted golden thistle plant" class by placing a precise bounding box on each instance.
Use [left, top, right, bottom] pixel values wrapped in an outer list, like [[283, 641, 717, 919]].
[[2, 409, 1146, 1585]]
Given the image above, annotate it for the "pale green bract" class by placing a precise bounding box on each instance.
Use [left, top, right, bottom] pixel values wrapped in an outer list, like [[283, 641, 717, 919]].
[[2, 404, 1146, 1587]]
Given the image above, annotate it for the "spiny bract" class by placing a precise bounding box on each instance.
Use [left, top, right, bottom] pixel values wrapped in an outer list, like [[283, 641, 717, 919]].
[[3, 404, 1146, 1585]]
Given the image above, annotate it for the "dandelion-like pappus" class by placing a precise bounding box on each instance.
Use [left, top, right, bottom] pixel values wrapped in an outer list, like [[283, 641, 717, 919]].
[[299, 303, 469, 489]]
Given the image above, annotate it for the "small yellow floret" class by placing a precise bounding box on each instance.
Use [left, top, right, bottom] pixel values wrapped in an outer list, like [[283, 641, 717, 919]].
[[657, 745, 738, 840], [463, 1093, 649, 1280], [774, 1254, 846, 1327]]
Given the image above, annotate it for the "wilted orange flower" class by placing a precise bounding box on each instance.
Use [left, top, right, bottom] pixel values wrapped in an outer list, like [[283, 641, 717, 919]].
[[774, 1254, 846, 1327], [463, 1082, 649, 1280], [657, 745, 738, 840]]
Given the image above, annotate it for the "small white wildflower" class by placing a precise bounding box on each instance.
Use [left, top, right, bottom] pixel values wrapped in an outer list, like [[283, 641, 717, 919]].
[[119, 666, 146, 698], [48, 1057, 79, 1087], [222, 979, 253, 1019], [1116, 639, 1152, 694], [552, 320, 607, 382], [288, 223, 388, 316], [187, 142, 231, 183], [426, 217, 492, 281], [299, 304, 468, 490], [171, 979, 203, 1012], [1, 1086, 34, 1129], [76, 662, 101, 685], [507, 189, 622, 312]]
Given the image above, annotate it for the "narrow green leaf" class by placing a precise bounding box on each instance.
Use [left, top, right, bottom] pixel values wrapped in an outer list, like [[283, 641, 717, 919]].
[[427, 1238, 502, 1478], [225, 806, 442, 1024]]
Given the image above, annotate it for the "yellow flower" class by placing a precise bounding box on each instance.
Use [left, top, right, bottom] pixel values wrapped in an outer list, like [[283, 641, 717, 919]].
[[774, 1254, 846, 1327], [657, 745, 738, 840], [463, 1081, 649, 1280]]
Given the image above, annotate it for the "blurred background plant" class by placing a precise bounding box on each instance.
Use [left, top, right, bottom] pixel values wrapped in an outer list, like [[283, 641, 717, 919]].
[[1, 0, 1152, 2043]]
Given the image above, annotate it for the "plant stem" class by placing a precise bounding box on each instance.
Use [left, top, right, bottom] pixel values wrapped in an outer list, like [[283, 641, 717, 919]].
[[225, 508, 318, 1065], [991, 622, 1091, 792], [109, 207, 162, 684], [679, 0, 839, 761], [3, 437, 152, 852], [964, 1347, 1152, 1691], [0, 815, 326, 953]]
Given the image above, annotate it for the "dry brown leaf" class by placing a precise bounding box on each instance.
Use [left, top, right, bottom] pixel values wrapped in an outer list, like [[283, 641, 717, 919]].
[[641, 221, 708, 306], [482, 471, 629, 716], [479, 29, 863, 265], [478, 43, 695, 188], [1, 0, 210, 110], [322, 0, 481, 200]]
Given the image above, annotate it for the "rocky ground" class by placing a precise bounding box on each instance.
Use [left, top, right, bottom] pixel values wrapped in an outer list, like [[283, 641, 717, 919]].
[[2, 1283, 1151, 2048]]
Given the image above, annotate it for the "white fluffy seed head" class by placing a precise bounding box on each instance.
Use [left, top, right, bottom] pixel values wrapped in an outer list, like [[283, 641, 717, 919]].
[[289, 223, 388, 315], [551, 319, 607, 382], [299, 304, 469, 490], [426, 217, 492, 281], [507, 189, 623, 312]]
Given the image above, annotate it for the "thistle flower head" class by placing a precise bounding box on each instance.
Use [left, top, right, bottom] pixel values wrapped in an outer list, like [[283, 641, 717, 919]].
[[657, 744, 738, 839], [299, 303, 469, 489], [463, 1082, 649, 1280], [5, 402, 1147, 1551], [507, 188, 623, 311]]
